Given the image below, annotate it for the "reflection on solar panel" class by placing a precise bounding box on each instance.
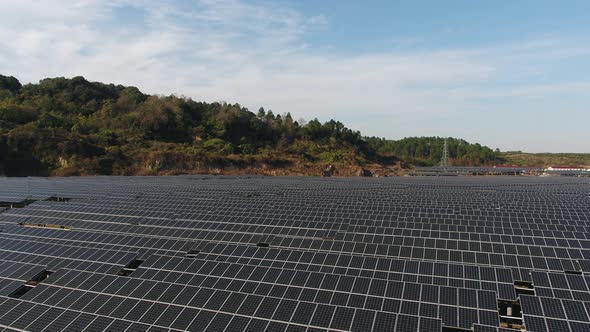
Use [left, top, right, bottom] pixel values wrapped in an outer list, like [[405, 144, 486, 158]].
[[0, 175, 589, 331]]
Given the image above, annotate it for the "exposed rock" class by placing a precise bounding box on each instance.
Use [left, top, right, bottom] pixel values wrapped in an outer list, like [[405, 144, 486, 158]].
[[356, 168, 372, 177], [323, 164, 335, 177]]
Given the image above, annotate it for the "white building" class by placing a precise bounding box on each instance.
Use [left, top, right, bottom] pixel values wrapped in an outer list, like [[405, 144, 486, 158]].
[[546, 166, 590, 172]]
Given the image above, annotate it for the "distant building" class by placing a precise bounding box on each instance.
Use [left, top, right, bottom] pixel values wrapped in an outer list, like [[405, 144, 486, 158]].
[[546, 166, 589, 171]]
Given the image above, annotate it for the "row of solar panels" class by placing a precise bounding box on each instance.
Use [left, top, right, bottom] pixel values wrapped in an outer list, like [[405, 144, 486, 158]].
[[0, 176, 589, 331]]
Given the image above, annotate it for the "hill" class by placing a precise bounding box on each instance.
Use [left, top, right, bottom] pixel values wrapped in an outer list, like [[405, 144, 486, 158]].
[[0, 75, 503, 176], [365, 136, 504, 166], [501, 152, 590, 168]]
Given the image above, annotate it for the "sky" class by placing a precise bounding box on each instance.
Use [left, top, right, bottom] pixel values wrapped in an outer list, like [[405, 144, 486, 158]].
[[0, 0, 589, 152]]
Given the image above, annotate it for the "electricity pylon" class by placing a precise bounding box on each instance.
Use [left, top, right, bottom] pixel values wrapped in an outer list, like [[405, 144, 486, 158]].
[[440, 138, 449, 167]]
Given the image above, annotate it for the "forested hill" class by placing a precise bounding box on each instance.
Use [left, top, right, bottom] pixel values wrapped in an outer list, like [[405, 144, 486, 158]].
[[0, 75, 503, 176], [365, 137, 504, 166]]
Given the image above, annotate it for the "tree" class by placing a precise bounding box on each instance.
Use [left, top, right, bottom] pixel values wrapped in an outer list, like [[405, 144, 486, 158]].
[[257, 107, 265, 119], [0, 75, 22, 93]]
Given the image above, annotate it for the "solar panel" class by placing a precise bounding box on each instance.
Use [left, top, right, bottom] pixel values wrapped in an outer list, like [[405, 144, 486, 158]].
[[0, 176, 588, 331]]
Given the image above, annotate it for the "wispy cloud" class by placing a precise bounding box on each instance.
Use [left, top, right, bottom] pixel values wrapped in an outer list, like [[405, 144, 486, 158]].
[[0, 0, 588, 152]]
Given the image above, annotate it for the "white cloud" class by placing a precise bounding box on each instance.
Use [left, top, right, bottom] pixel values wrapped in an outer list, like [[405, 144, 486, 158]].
[[0, 0, 588, 152]]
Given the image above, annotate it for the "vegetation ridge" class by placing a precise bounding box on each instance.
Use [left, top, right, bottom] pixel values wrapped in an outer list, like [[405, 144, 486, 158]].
[[0, 75, 507, 176]]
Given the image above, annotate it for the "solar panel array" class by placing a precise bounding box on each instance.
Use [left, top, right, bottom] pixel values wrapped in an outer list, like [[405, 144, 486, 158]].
[[0, 175, 589, 331], [414, 166, 590, 177], [414, 166, 541, 176]]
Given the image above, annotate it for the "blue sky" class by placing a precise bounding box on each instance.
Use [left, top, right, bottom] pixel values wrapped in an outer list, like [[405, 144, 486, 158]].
[[1, 0, 589, 152]]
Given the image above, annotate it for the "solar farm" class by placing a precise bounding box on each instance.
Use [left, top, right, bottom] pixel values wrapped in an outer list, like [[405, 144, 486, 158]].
[[0, 176, 589, 332]]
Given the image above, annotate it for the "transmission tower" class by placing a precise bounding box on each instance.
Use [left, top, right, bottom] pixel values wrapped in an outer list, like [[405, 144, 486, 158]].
[[440, 138, 449, 167]]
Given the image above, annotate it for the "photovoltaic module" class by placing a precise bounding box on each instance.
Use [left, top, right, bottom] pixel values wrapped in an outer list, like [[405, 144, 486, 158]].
[[0, 175, 588, 331]]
